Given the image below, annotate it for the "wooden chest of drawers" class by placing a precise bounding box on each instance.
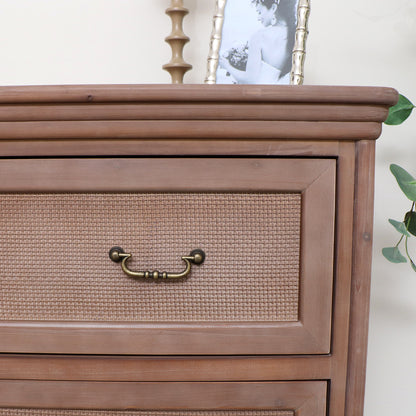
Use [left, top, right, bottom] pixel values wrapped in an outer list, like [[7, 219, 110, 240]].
[[0, 85, 397, 415]]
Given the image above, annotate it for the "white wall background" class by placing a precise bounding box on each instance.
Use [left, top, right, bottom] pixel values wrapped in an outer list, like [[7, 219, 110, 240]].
[[0, 1, 415, 414]]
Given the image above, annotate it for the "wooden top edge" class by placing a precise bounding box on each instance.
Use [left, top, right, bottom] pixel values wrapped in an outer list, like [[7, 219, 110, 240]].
[[0, 84, 398, 106]]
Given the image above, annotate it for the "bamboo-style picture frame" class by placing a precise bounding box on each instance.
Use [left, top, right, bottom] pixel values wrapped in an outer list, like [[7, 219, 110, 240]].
[[205, 0, 310, 85]]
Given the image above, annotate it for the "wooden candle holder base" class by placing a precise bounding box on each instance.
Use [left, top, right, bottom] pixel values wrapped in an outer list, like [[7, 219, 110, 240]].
[[163, 0, 192, 84]]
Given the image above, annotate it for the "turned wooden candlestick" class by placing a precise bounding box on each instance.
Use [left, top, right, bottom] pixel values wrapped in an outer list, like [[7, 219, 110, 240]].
[[163, 0, 192, 84]]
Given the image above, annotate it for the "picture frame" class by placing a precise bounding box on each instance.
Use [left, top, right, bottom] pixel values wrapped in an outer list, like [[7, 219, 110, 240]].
[[205, 0, 310, 85]]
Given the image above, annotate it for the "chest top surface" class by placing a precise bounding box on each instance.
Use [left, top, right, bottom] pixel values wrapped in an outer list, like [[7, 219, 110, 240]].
[[0, 84, 397, 145]]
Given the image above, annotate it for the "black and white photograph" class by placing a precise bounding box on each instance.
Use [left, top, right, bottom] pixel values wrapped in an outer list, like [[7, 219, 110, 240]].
[[216, 0, 299, 85]]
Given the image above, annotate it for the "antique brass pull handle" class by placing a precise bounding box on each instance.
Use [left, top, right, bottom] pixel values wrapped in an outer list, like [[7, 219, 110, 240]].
[[109, 246, 205, 280]]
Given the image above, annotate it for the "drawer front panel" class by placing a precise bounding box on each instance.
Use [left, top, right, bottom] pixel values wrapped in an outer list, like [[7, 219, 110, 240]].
[[0, 158, 335, 355], [0, 381, 326, 415], [0, 411, 293, 416], [0, 193, 300, 322]]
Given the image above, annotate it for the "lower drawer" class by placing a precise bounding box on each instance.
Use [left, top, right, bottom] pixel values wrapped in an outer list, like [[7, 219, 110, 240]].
[[0, 411, 294, 416], [0, 381, 327, 415]]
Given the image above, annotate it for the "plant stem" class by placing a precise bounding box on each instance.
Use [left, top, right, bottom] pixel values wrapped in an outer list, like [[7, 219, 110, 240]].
[[396, 234, 404, 247], [405, 235, 413, 259]]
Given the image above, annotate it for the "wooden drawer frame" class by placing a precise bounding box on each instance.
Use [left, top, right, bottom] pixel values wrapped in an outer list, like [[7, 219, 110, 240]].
[[0, 381, 327, 415], [0, 84, 398, 415], [0, 157, 334, 355]]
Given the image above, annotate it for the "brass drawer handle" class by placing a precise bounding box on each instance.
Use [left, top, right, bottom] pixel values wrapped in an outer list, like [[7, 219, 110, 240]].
[[109, 247, 205, 280]]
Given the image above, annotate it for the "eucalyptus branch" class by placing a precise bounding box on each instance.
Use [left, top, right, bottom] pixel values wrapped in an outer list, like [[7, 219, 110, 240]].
[[382, 164, 416, 269], [395, 234, 405, 247], [382, 94, 416, 271], [404, 236, 416, 272]]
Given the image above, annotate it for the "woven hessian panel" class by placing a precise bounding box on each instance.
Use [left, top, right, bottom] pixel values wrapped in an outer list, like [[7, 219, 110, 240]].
[[0, 193, 301, 322], [0, 410, 294, 416]]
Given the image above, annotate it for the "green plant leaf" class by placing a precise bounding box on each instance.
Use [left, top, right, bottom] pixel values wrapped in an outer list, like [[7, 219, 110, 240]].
[[410, 259, 416, 272], [389, 219, 411, 236], [404, 211, 416, 236], [390, 164, 416, 201], [382, 246, 407, 263], [385, 94, 415, 125]]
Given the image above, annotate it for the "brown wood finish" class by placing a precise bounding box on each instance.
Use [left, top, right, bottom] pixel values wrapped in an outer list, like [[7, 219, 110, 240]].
[[0, 381, 327, 414], [0, 86, 396, 142], [0, 103, 388, 122], [0, 120, 382, 140], [0, 157, 332, 193], [0, 85, 398, 415], [327, 142, 356, 416], [0, 321, 326, 356], [0, 84, 397, 105], [0, 139, 341, 157], [0, 158, 335, 355], [345, 140, 376, 416], [0, 355, 332, 381]]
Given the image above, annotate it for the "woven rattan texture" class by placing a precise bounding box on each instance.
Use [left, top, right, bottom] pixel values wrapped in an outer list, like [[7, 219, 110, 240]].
[[0, 193, 301, 322], [0, 410, 294, 416]]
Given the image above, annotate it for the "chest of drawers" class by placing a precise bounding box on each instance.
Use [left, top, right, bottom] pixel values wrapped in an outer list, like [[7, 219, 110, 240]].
[[0, 84, 397, 415]]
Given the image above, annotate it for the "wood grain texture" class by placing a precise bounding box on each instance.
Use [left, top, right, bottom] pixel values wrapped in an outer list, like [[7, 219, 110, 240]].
[[327, 142, 356, 415], [0, 381, 327, 413], [0, 158, 335, 355], [0, 157, 333, 192], [0, 120, 382, 140], [0, 85, 397, 142], [0, 103, 388, 122], [0, 84, 397, 105], [0, 355, 332, 381], [0, 85, 394, 415], [0, 139, 341, 157], [345, 140, 376, 416], [0, 410, 294, 416]]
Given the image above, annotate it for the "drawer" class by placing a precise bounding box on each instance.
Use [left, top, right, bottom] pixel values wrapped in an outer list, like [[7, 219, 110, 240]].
[[0, 381, 327, 415], [0, 158, 335, 355]]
